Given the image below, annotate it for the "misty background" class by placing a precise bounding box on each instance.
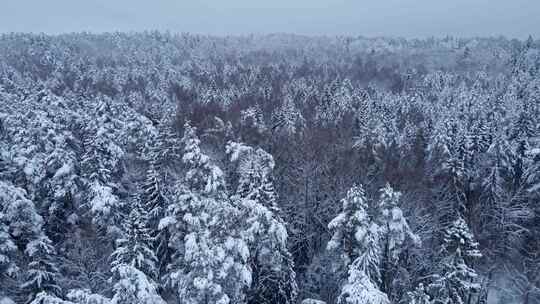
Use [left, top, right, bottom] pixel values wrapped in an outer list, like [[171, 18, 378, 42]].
[[1, 0, 540, 38]]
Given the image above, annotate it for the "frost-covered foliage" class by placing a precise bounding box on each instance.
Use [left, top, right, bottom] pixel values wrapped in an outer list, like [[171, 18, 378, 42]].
[[329, 184, 423, 303], [0, 181, 43, 245], [429, 218, 482, 304], [28, 292, 74, 304], [110, 265, 165, 304], [160, 124, 251, 304], [328, 185, 388, 303], [338, 259, 390, 304], [181, 122, 226, 195], [378, 184, 420, 261], [0, 206, 17, 281], [0, 32, 538, 303], [22, 235, 61, 300], [406, 284, 432, 304], [227, 141, 298, 304], [327, 185, 372, 266], [86, 182, 120, 235], [65, 290, 110, 304], [377, 184, 420, 301], [110, 199, 158, 280]]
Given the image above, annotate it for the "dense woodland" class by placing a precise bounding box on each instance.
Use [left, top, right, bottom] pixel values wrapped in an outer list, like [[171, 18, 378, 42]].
[[0, 32, 539, 304]]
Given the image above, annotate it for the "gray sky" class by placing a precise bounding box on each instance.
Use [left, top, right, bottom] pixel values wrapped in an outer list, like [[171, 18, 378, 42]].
[[1, 0, 539, 38]]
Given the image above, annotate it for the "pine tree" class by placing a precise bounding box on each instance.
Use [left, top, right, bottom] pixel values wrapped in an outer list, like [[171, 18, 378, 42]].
[[140, 117, 181, 282], [153, 120, 181, 167], [0, 181, 44, 249], [80, 123, 124, 238], [377, 184, 420, 299], [110, 199, 158, 280], [328, 185, 388, 304], [180, 122, 226, 196], [86, 181, 122, 237], [109, 198, 165, 304], [46, 159, 78, 244], [430, 218, 482, 304], [110, 265, 166, 304], [480, 130, 516, 257], [227, 141, 298, 304], [378, 184, 420, 261], [337, 256, 389, 304], [80, 124, 124, 185], [141, 160, 170, 279], [0, 155, 16, 181], [510, 110, 536, 188], [160, 122, 251, 304], [272, 94, 305, 137], [327, 185, 371, 266], [0, 218, 17, 288], [22, 235, 61, 302], [142, 162, 166, 228], [482, 131, 512, 204], [0, 180, 50, 300]]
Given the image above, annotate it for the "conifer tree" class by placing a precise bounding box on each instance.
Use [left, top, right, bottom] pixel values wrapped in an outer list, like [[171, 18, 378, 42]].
[[227, 141, 298, 304], [141, 160, 171, 279], [327, 185, 372, 266], [160, 122, 250, 304], [22, 235, 61, 302], [0, 218, 17, 291], [328, 185, 388, 304], [80, 122, 125, 238], [110, 199, 158, 280], [377, 184, 420, 299], [110, 265, 166, 304], [140, 117, 181, 281], [338, 258, 390, 304], [430, 218, 482, 304], [109, 198, 165, 304]]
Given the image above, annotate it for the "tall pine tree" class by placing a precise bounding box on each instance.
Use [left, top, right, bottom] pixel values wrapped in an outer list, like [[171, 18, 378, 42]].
[[430, 217, 482, 304]]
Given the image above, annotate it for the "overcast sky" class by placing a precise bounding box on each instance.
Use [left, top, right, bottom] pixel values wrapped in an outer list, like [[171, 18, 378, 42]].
[[1, 0, 539, 38]]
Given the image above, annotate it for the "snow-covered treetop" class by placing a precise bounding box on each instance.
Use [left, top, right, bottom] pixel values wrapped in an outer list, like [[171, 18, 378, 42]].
[[377, 184, 421, 258], [226, 140, 276, 201], [338, 258, 389, 304], [110, 265, 165, 304], [442, 218, 482, 260], [327, 185, 373, 263], [181, 122, 226, 196]]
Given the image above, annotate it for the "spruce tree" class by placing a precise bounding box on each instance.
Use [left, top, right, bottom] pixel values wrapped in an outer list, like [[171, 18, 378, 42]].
[[161, 122, 250, 304], [0, 218, 17, 292], [110, 199, 158, 280], [110, 265, 166, 304], [327, 185, 371, 265], [109, 198, 164, 304], [430, 218, 482, 304], [328, 185, 388, 304], [80, 123, 124, 238], [141, 160, 170, 279], [377, 184, 420, 299], [227, 141, 298, 304], [22, 235, 61, 302]]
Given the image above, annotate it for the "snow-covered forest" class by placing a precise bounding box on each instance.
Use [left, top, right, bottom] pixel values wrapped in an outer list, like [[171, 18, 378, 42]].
[[0, 32, 539, 304]]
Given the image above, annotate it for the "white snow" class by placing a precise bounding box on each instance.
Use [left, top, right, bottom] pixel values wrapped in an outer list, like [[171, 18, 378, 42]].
[[53, 162, 73, 179]]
